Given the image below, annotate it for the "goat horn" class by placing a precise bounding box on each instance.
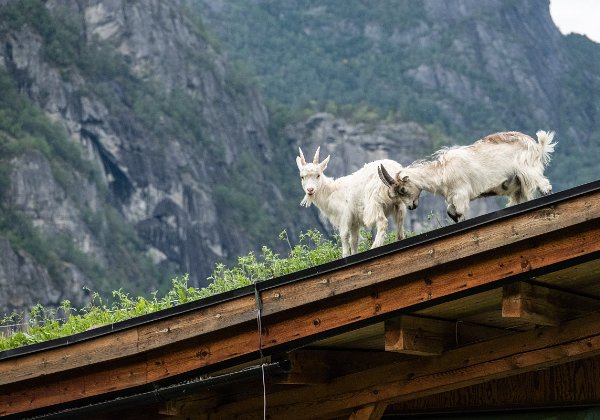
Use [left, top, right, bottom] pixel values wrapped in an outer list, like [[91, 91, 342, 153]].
[[313, 146, 321, 164], [298, 147, 306, 165], [378, 164, 396, 187]]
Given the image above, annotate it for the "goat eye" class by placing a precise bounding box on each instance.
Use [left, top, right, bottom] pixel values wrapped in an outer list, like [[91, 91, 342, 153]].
[[400, 187, 407, 195], [317, 175, 320, 179]]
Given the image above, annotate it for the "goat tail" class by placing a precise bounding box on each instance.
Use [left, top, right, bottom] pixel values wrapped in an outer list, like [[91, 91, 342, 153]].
[[535, 130, 557, 166]]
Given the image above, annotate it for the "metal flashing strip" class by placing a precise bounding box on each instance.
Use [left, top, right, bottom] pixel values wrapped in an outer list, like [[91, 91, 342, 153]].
[[18, 361, 288, 420], [1, 179, 599, 361]]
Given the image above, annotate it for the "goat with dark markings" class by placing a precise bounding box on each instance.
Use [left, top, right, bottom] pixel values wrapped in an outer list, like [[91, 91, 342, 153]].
[[378, 131, 556, 222]]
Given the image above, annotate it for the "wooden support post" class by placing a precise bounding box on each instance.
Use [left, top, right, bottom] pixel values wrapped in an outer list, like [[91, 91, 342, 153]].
[[502, 281, 600, 326]]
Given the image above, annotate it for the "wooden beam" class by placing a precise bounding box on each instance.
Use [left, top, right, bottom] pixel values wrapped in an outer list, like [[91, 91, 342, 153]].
[[384, 316, 509, 356], [385, 316, 452, 356], [208, 311, 600, 419], [502, 281, 600, 326]]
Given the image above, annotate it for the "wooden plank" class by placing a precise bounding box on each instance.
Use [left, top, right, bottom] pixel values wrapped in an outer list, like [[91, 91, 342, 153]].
[[502, 281, 600, 326], [0, 355, 149, 416], [209, 311, 600, 419], [136, 295, 258, 352], [0, 328, 140, 387], [1, 192, 598, 389], [537, 259, 600, 297], [2, 221, 599, 415]]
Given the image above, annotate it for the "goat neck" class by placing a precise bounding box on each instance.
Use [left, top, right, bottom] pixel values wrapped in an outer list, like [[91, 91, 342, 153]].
[[402, 161, 445, 195]]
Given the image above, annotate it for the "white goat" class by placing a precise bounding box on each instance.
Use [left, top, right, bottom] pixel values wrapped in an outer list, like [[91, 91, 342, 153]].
[[296, 147, 406, 257], [378, 131, 556, 222]]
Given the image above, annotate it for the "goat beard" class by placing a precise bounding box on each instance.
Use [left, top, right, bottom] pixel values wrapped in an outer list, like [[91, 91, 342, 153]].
[[300, 193, 313, 207]]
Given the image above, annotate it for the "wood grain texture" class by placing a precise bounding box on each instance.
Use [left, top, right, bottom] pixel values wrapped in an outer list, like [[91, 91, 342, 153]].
[[502, 281, 600, 326]]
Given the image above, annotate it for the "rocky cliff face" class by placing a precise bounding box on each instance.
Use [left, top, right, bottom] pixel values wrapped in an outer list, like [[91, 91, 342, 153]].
[[0, 236, 86, 315], [197, 0, 600, 191], [405, 0, 567, 128], [0, 0, 300, 314]]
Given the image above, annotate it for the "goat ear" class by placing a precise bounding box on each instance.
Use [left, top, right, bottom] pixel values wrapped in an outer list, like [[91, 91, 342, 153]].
[[378, 164, 395, 187], [296, 156, 304, 170], [298, 147, 307, 165], [320, 155, 330, 171], [312, 146, 321, 164]]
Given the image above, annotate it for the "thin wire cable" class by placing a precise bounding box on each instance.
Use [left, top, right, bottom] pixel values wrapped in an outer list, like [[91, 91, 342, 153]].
[[257, 307, 266, 419], [255, 285, 267, 420]]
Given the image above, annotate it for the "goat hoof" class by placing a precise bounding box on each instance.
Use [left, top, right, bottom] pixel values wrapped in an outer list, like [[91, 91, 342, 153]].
[[447, 211, 460, 223]]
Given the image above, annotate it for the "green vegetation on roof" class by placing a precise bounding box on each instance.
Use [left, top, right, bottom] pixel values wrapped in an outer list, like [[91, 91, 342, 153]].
[[0, 229, 383, 352]]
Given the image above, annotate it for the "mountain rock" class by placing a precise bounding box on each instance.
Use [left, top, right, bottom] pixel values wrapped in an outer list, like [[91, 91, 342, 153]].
[[0, 237, 87, 315], [197, 0, 600, 191], [0, 0, 299, 314]]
